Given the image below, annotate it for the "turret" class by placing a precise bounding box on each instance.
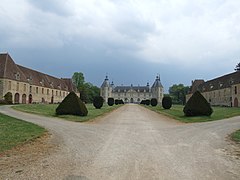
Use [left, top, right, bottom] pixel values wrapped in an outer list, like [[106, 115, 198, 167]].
[[100, 76, 111, 102], [151, 75, 164, 103]]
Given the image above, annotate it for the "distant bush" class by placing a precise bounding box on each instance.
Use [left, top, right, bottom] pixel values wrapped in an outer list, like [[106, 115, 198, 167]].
[[140, 100, 149, 105], [115, 99, 124, 105], [108, 97, 114, 106], [140, 100, 145, 105], [151, 98, 158, 106], [162, 96, 172, 109], [56, 92, 88, 116], [0, 99, 7, 105], [119, 99, 124, 104], [183, 91, 213, 116], [93, 96, 104, 109], [4, 92, 13, 104]]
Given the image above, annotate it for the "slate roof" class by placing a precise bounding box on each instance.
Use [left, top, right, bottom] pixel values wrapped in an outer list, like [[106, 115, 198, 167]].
[[151, 76, 163, 88], [189, 71, 240, 94], [113, 86, 150, 93], [0, 53, 76, 92]]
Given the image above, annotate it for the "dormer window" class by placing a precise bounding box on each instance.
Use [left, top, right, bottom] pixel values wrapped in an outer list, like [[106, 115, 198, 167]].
[[15, 73, 20, 80], [27, 76, 32, 82], [40, 79, 44, 86]]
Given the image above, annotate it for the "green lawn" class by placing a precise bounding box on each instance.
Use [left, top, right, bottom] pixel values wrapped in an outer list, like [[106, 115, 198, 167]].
[[0, 113, 45, 153], [144, 105, 240, 123], [231, 129, 240, 142], [12, 104, 121, 122]]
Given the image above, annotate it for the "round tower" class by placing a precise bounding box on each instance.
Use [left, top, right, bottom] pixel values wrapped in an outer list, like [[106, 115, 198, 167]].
[[151, 75, 164, 103], [100, 76, 110, 103]]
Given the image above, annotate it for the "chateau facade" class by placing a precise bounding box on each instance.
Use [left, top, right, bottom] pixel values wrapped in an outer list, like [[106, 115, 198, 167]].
[[186, 71, 240, 107], [100, 76, 164, 104], [0, 53, 78, 104]]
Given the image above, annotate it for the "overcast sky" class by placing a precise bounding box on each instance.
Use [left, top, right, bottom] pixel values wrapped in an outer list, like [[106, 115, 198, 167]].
[[1, 0, 240, 92]]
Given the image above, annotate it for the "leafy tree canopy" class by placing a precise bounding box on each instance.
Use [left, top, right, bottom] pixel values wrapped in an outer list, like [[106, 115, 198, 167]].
[[72, 72, 100, 103], [169, 84, 189, 105], [234, 62, 240, 71]]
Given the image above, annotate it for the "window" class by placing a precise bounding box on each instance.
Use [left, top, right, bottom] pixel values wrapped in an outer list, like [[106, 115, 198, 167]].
[[16, 82, 19, 91], [42, 88, 44, 94], [24, 84, 26, 92], [63, 92, 65, 97], [30, 86, 32, 93], [15, 73, 20, 80], [47, 89, 49, 95], [60, 91, 62, 96], [235, 86, 237, 95], [8, 81, 11, 90], [52, 90, 54, 95], [56, 91, 58, 96], [36, 87, 38, 94]]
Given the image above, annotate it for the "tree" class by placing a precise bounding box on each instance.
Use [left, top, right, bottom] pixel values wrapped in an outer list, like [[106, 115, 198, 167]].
[[72, 72, 85, 88], [234, 62, 240, 71], [72, 72, 100, 103], [169, 84, 189, 105]]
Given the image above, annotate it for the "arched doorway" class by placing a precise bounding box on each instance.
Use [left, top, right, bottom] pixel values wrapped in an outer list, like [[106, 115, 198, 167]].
[[29, 94, 32, 104], [130, 98, 134, 103], [22, 94, 26, 104], [234, 97, 238, 107], [51, 96, 54, 104], [42, 98, 45, 103], [14, 93, 20, 104]]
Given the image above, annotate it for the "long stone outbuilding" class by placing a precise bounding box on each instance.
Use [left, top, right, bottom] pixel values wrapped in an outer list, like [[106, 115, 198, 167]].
[[0, 53, 79, 104], [186, 71, 240, 107]]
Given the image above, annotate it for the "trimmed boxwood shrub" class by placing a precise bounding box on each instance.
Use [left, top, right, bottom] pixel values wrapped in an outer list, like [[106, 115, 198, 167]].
[[56, 92, 88, 116], [151, 98, 158, 106], [119, 99, 124, 104], [183, 91, 213, 116], [145, 99, 150, 106], [4, 92, 13, 104], [162, 96, 172, 109], [93, 96, 104, 109], [108, 97, 114, 106], [115, 99, 124, 105]]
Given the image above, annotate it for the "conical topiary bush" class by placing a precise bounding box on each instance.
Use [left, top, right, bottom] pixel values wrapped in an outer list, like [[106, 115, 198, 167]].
[[183, 91, 213, 117], [56, 91, 88, 116]]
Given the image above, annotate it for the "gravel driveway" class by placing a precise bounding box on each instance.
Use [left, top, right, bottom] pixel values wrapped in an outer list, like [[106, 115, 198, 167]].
[[0, 104, 240, 180]]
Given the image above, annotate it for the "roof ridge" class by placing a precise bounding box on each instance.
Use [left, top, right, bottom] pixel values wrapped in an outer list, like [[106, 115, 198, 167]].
[[3, 53, 9, 78]]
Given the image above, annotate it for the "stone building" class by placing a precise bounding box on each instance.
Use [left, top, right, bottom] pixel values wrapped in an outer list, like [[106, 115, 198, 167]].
[[0, 53, 78, 104], [100, 75, 164, 103], [186, 71, 240, 107]]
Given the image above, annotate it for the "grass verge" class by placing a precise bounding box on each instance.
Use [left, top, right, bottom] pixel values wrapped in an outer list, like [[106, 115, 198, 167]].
[[12, 104, 122, 122], [0, 113, 45, 153], [231, 129, 240, 143], [144, 105, 240, 123]]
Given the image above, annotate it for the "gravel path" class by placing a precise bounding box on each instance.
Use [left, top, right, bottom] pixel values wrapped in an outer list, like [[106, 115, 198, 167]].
[[0, 104, 240, 180]]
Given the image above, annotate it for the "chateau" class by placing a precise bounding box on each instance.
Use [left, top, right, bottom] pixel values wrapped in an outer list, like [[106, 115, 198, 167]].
[[0, 53, 78, 104], [100, 75, 164, 104], [186, 71, 240, 107]]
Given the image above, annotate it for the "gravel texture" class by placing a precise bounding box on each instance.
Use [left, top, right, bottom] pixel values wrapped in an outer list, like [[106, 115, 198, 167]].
[[0, 104, 240, 180]]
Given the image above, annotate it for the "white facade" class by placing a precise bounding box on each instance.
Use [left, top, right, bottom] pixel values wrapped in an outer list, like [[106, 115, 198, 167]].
[[100, 76, 164, 104]]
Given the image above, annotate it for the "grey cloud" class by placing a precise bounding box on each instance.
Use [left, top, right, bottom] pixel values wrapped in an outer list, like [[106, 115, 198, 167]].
[[27, 0, 72, 16]]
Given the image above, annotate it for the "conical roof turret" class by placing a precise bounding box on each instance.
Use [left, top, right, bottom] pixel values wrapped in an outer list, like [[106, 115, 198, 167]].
[[151, 75, 163, 88], [101, 76, 110, 88]]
